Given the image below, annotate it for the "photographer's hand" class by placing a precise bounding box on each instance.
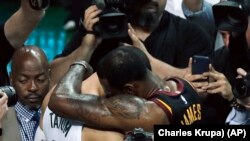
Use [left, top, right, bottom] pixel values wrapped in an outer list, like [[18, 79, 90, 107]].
[[0, 92, 8, 128], [203, 66, 233, 101], [235, 68, 250, 110], [128, 23, 150, 56], [82, 5, 102, 49], [237, 68, 247, 77], [128, 23, 191, 79], [84, 5, 102, 33], [49, 5, 102, 87], [184, 58, 208, 95]]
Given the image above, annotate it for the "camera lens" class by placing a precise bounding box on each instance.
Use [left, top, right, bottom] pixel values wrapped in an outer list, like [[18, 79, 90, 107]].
[[0, 86, 17, 107], [233, 74, 250, 99], [95, 11, 127, 39], [234, 78, 247, 97], [102, 14, 124, 33]]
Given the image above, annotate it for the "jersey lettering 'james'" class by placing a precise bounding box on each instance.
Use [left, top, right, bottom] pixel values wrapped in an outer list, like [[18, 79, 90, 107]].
[[148, 77, 204, 125], [181, 103, 201, 125]]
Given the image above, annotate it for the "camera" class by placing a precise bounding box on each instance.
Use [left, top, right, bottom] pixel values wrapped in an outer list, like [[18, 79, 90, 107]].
[[233, 73, 250, 99], [124, 128, 153, 141], [0, 86, 17, 107], [93, 0, 128, 39], [213, 0, 248, 32], [93, 0, 151, 39]]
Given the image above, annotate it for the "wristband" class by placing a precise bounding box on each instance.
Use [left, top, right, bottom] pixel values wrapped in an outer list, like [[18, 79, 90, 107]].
[[70, 61, 88, 70], [79, 18, 96, 35], [229, 97, 236, 105]]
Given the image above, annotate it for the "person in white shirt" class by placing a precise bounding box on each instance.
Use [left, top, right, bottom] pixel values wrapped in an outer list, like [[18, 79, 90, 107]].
[[35, 72, 124, 141]]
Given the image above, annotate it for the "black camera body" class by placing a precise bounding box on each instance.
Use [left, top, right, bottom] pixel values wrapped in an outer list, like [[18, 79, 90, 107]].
[[124, 128, 153, 141], [212, 0, 248, 32], [0, 86, 17, 107], [233, 73, 250, 99], [93, 0, 152, 39], [93, 0, 128, 39], [94, 9, 128, 39]]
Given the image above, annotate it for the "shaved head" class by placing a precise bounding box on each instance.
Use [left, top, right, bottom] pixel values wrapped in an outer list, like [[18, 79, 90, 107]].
[[10, 46, 50, 110], [11, 46, 49, 72]]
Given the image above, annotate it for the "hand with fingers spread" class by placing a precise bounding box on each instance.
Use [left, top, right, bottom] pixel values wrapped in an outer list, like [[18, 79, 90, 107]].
[[203, 66, 233, 101], [127, 24, 192, 79], [127, 24, 150, 57], [183, 58, 209, 94]]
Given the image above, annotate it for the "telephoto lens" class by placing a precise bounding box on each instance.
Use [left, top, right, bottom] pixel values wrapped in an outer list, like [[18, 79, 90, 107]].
[[233, 73, 250, 99], [0, 86, 17, 107]]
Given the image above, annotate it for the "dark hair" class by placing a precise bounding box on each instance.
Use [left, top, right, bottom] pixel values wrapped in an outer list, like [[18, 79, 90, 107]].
[[96, 46, 151, 89]]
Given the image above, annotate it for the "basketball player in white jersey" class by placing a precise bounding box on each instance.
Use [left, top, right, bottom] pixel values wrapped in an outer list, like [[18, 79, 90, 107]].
[[35, 73, 124, 141]]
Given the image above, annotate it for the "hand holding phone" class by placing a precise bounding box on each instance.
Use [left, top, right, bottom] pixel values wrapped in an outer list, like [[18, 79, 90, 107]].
[[192, 55, 210, 82]]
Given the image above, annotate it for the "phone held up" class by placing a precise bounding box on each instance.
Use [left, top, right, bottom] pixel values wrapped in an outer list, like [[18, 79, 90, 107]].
[[192, 55, 210, 82]]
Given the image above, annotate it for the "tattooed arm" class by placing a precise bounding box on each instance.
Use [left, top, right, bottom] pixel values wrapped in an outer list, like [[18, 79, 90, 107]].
[[48, 61, 168, 132]]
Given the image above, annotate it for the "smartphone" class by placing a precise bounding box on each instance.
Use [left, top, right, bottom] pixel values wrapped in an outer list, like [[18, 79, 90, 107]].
[[192, 55, 210, 81]]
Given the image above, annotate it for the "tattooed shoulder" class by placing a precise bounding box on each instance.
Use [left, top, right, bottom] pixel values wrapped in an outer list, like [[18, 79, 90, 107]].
[[104, 94, 146, 119]]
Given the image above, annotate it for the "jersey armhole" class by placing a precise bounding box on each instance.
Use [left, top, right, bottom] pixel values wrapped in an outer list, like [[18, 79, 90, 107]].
[[151, 98, 173, 123]]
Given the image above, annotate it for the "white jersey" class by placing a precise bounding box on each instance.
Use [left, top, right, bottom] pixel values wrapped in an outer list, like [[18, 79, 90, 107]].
[[43, 107, 83, 141]]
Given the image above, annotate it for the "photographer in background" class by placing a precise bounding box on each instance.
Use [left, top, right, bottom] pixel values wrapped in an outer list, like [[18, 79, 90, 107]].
[[208, 0, 250, 123], [226, 68, 250, 125], [212, 0, 250, 84], [185, 0, 250, 124], [50, 0, 213, 85]]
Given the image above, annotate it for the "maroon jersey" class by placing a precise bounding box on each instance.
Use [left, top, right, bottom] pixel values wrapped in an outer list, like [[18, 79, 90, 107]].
[[148, 77, 205, 125]]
